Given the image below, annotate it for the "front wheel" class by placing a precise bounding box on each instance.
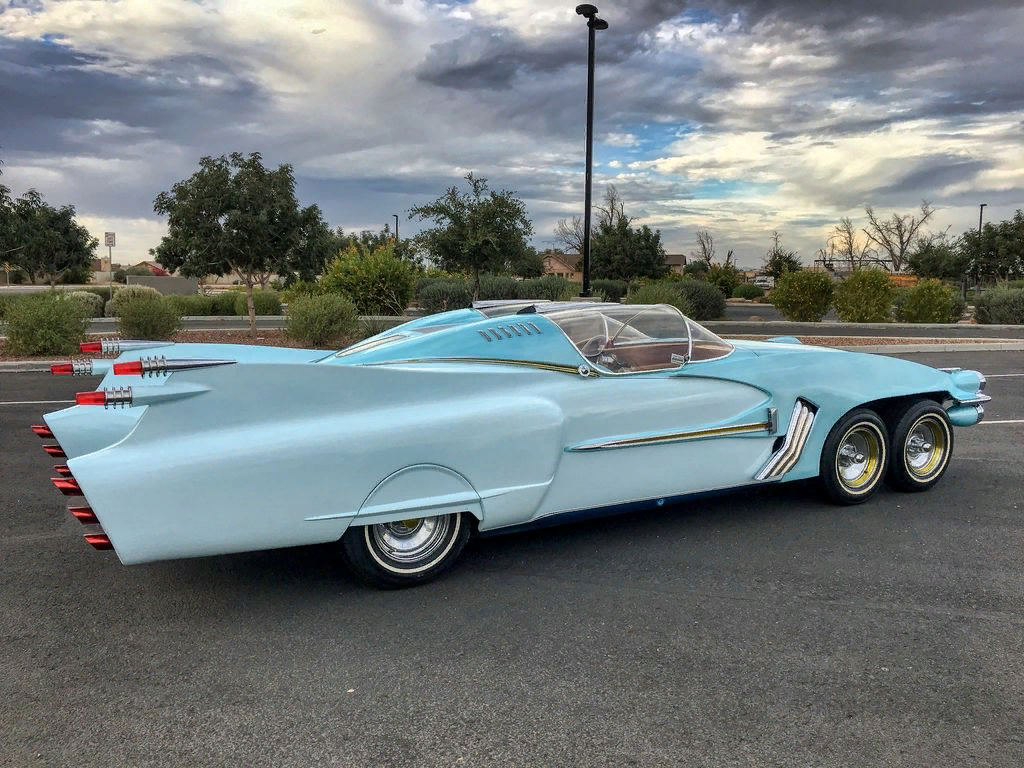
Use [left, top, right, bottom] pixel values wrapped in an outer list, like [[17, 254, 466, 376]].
[[886, 400, 954, 492], [340, 512, 471, 589], [820, 408, 889, 505]]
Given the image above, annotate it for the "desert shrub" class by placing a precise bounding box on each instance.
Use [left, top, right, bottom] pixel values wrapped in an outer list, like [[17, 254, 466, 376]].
[[116, 296, 182, 340], [233, 289, 282, 316], [895, 280, 964, 323], [419, 280, 474, 314], [478, 274, 524, 300], [3, 292, 89, 355], [592, 279, 627, 302], [321, 246, 415, 315], [520, 275, 575, 302], [974, 288, 1024, 324], [208, 292, 238, 315], [166, 294, 216, 316], [625, 282, 693, 316], [285, 294, 359, 346], [770, 271, 834, 322], [64, 290, 105, 317], [80, 286, 116, 301], [0, 293, 27, 322], [732, 283, 765, 300], [676, 278, 726, 320], [833, 269, 893, 323], [103, 285, 162, 317]]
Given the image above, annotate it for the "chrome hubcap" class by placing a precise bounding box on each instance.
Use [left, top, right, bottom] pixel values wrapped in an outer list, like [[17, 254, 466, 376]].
[[371, 516, 452, 564], [836, 424, 884, 491], [905, 417, 946, 478]]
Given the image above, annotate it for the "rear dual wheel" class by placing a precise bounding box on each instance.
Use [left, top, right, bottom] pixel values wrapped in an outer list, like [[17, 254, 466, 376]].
[[886, 401, 953, 492], [820, 409, 889, 505], [340, 512, 470, 589]]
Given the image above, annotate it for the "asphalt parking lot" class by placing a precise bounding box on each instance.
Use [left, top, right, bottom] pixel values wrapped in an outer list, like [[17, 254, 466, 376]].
[[1, 350, 1022, 767]]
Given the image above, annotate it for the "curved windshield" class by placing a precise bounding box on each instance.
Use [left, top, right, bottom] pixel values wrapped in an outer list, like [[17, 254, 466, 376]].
[[548, 304, 731, 373]]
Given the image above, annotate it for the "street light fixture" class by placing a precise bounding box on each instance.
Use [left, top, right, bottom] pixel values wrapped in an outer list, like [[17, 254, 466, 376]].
[[576, 3, 608, 298]]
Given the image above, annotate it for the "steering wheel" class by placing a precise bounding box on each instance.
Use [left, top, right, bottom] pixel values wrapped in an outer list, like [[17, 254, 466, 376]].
[[579, 335, 610, 360]]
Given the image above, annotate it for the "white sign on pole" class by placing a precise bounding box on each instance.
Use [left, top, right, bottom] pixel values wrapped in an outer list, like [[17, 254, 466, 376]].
[[104, 232, 116, 248]]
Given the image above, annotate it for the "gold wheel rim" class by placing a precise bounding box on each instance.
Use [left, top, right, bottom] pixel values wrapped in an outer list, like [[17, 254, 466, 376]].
[[836, 424, 885, 493], [905, 415, 948, 480]]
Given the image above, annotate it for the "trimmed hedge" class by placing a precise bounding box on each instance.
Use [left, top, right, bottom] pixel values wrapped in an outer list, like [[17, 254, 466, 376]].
[[233, 290, 282, 317], [732, 283, 765, 300], [478, 274, 523, 300], [833, 269, 892, 323], [116, 296, 182, 340], [64, 290, 105, 317], [103, 285, 162, 317], [166, 294, 216, 316], [419, 280, 474, 314], [2, 291, 89, 355], [975, 288, 1024, 324], [286, 294, 359, 346], [770, 271, 834, 322], [519, 275, 577, 302], [625, 282, 693, 316]]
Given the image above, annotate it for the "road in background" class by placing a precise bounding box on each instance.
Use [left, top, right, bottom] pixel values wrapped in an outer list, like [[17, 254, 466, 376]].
[[1, 350, 1022, 767]]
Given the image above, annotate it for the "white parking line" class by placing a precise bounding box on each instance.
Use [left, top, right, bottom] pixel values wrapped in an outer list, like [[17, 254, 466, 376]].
[[0, 400, 74, 406], [984, 373, 1024, 378], [978, 419, 1024, 425]]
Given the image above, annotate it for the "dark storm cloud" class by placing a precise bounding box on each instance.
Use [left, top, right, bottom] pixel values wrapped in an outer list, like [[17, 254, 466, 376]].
[[0, 38, 266, 157], [873, 156, 994, 199]]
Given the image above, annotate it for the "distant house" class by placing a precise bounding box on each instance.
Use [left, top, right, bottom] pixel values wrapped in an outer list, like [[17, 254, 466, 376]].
[[542, 250, 581, 282], [664, 253, 687, 274], [135, 260, 170, 277]]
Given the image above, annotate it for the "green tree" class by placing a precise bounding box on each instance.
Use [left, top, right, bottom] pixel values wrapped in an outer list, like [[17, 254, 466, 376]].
[[959, 210, 1024, 284], [590, 216, 669, 282], [762, 231, 802, 279], [3, 189, 97, 285], [907, 234, 969, 281], [409, 173, 534, 298], [152, 152, 330, 331]]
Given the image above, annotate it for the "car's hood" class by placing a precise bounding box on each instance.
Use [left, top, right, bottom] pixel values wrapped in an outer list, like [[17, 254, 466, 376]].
[[729, 339, 844, 357]]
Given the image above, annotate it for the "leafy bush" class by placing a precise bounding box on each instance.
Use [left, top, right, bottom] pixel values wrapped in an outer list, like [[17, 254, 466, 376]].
[[975, 288, 1024, 324], [833, 269, 893, 322], [676, 279, 726, 320], [707, 263, 743, 297], [64, 290, 105, 317], [285, 294, 359, 346], [103, 285, 162, 317], [3, 292, 89, 355], [321, 246, 415, 315], [895, 280, 965, 323], [280, 280, 323, 305], [520, 275, 576, 302], [233, 289, 282, 316], [592, 279, 627, 302], [478, 274, 523, 300], [625, 282, 693, 316], [770, 271, 834, 322], [116, 296, 182, 340], [732, 283, 765, 300], [419, 280, 474, 314], [166, 294, 216, 316]]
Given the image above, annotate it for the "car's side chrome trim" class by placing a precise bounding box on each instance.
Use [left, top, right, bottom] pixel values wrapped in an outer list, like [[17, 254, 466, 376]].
[[754, 400, 817, 481], [365, 357, 599, 376], [566, 418, 774, 452]]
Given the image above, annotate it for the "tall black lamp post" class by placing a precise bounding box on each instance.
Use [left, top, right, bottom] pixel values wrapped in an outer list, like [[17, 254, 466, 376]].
[[393, 214, 400, 242], [576, 3, 607, 297]]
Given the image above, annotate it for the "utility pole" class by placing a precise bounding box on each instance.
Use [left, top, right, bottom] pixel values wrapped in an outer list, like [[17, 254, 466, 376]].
[[393, 214, 399, 243]]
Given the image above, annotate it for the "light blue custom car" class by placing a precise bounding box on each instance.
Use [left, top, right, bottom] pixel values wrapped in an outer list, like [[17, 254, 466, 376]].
[[33, 301, 988, 588]]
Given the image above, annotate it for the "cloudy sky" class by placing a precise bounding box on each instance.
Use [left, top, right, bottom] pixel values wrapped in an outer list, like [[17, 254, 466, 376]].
[[2, 0, 1023, 268]]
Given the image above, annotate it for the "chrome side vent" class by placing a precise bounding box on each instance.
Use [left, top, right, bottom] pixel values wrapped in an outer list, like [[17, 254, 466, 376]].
[[480, 323, 540, 340], [478, 331, 493, 342], [755, 400, 817, 481]]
